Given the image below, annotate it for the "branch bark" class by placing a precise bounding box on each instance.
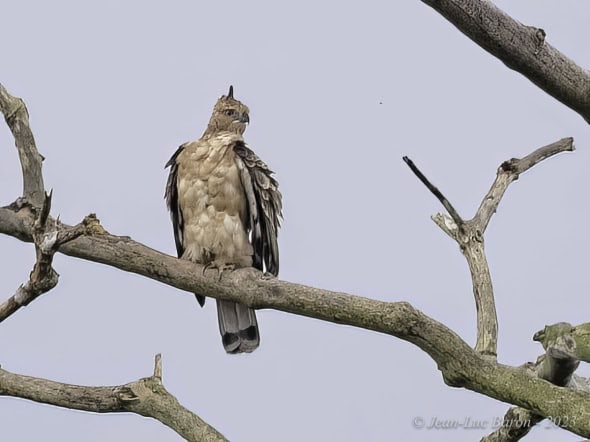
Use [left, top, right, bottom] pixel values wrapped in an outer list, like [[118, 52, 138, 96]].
[[0, 84, 45, 205], [482, 323, 585, 441], [419, 0, 590, 123], [0, 355, 227, 442], [474, 138, 575, 231]]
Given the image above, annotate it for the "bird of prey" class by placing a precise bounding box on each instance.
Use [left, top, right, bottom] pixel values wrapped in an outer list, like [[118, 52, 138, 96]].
[[165, 86, 282, 354]]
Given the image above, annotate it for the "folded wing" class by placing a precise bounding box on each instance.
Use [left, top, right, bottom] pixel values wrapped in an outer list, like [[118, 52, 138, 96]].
[[234, 142, 282, 276], [164, 144, 186, 259]]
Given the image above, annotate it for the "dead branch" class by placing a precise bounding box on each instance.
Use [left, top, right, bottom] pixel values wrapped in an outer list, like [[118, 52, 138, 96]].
[[408, 138, 574, 358], [0, 355, 226, 442], [402, 156, 464, 228], [0, 193, 87, 323]]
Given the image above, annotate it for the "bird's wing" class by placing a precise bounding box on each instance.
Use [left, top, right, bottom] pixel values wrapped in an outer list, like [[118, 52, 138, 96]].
[[165, 144, 186, 258], [234, 142, 282, 276]]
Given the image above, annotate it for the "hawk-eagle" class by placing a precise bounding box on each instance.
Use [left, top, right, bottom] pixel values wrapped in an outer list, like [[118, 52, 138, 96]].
[[165, 86, 282, 353]]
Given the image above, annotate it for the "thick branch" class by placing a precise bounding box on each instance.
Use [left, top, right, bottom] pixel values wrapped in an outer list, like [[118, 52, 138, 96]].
[[0, 84, 45, 205], [460, 231, 496, 356], [0, 355, 226, 442], [2, 208, 590, 437], [419, 0, 590, 123], [432, 214, 497, 357]]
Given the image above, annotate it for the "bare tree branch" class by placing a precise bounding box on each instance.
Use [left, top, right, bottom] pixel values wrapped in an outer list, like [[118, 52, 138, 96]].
[[0, 194, 87, 323], [405, 156, 497, 356], [421, 138, 573, 358], [0, 355, 227, 442], [419, 0, 590, 123], [483, 322, 584, 441], [403, 154, 496, 356], [0, 84, 45, 206], [3, 205, 590, 437], [1, 86, 587, 438]]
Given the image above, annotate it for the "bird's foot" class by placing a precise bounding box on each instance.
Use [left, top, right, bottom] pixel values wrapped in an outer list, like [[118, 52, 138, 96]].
[[217, 263, 236, 281], [203, 262, 236, 281], [202, 262, 215, 276], [261, 272, 275, 281]]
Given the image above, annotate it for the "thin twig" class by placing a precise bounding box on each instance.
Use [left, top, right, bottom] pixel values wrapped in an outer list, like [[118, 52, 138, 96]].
[[153, 353, 163, 381], [402, 156, 464, 228]]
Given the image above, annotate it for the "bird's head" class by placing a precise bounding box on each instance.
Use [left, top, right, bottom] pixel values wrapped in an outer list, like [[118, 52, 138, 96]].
[[205, 85, 250, 136]]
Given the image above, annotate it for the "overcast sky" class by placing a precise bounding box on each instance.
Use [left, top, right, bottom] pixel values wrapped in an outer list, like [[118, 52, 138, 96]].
[[1, 1, 590, 441]]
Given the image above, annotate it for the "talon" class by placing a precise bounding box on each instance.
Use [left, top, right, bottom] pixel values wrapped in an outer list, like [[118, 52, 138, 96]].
[[203, 262, 215, 276], [203, 262, 236, 280], [218, 263, 236, 281], [261, 272, 274, 281]]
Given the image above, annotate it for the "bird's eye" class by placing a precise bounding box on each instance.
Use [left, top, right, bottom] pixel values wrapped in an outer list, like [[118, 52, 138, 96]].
[[224, 109, 236, 117]]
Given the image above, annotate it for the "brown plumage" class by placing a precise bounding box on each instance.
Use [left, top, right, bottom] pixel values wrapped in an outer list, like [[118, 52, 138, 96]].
[[165, 86, 282, 354]]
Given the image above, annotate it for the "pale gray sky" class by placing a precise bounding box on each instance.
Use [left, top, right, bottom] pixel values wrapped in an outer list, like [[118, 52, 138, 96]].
[[1, 1, 589, 441]]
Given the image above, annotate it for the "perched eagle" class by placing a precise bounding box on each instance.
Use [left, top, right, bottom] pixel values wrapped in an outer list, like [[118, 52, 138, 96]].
[[165, 86, 282, 354]]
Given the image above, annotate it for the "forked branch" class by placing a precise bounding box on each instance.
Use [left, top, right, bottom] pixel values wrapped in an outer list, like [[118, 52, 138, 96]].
[[0, 355, 227, 442], [0, 193, 87, 323], [405, 138, 574, 357], [402, 156, 464, 229]]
